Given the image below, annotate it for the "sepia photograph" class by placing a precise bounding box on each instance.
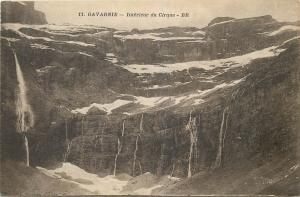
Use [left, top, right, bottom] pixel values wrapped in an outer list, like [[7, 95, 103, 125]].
[[1, 0, 299, 196]]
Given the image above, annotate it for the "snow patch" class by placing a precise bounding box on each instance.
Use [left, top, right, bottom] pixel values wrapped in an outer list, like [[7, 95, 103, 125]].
[[133, 185, 163, 195], [106, 53, 115, 57], [37, 163, 128, 195], [78, 52, 93, 57], [134, 96, 171, 108], [37, 163, 179, 195], [190, 30, 206, 35], [123, 78, 244, 113], [209, 19, 235, 27], [71, 99, 132, 115], [30, 43, 54, 50], [36, 66, 57, 74], [145, 84, 172, 89], [65, 40, 95, 47], [268, 25, 300, 36], [121, 46, 282, 74], [1, 36, 20, 42], [178, 40, 206, 43], [16, 1, 26, 5], [192, 98, 205, 105], [281, 36, 300, 45], [2, 23, 96, 47], [114, 33, 202, 41], [39, 24, 109, 34], [106, 53, 118, 64], [167, 175, 181, 181]]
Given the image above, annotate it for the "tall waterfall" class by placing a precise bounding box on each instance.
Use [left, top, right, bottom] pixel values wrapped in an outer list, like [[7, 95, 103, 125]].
[[186, 111, 198, 178], [24, 134, 30, 166], [132, 134, 140, 176], [113, 120, 126, 176], [132, 114, 144, 176], [63, 119, 72, 162], [79, 116, 86, 166], [170, 162, 176, 177], [63, 140, 72, 162], [213, 107, 229, 169], [140, 114, 144, 133], [13, 50, 34, 167]]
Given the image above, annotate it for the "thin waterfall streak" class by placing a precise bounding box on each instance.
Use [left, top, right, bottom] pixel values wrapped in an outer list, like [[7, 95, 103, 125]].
[[113, 120, 126, 176], [222, 109, 230, 148], [64, 140, 72, 162], [213, 107, 228, 169], [186, 111, 198, 178], [187, 68, 194, 80], [187, 112, 192, 178], [138, 160, 143, 174], [113, 138, 122, 176], [140, 114, 144, 133], [170, 162, 176, 177], [132, 135, 139, 176], [188, 133, 193, 178], [122, 120, 125, 136], [194, 115, 200, 160], [81, 116, 84, 136], [63, 118, 71, 162], [80, 117, 85, 166], [24, 135, 29, 167]]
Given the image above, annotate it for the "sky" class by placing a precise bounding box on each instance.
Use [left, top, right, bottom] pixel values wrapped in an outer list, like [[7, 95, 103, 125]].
[[34, 0, 300, 30]]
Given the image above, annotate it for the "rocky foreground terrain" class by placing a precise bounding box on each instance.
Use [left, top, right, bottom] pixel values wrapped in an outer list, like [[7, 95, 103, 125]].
[[1, 1, 300, 196]]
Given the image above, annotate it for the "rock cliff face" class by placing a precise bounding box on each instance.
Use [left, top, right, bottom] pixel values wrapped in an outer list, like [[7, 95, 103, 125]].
[[59, 41, 300, 178], [1, 1, 47, 24], [1, 14, 300, 195], [112, 16, 299, 64]]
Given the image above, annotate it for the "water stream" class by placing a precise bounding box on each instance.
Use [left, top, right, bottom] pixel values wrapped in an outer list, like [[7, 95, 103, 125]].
[[113, 120, 126, 176], [13, 48, 34, 167], [213, 107, 229, 169], [132, 134, 140, 176], [186, 112, 198, 178]]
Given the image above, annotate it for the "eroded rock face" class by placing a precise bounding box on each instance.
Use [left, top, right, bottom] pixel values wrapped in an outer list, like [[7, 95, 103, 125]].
[[1, 12, 299, 186], [63, 43, 300, 177], [112, 15, 299, 63], [1, 1, 47, 24]]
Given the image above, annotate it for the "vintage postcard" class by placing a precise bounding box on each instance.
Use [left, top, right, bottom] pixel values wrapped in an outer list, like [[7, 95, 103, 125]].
[[1, 0, 299, 196]]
